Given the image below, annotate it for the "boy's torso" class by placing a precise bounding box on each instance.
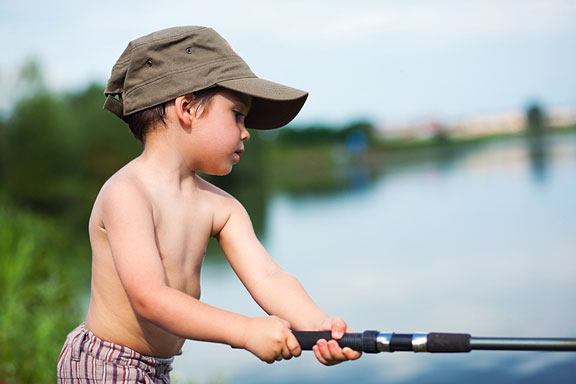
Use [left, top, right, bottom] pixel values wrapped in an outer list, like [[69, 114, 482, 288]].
[[85, 159, 232, 358]]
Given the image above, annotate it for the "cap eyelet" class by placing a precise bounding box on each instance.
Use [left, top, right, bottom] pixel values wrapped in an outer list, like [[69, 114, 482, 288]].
[[185, 47, 192, 54], [146, 59, 153, 67]]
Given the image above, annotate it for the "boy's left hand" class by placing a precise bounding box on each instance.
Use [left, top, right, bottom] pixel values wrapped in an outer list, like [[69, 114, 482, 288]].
[[312, 317, 362, 366]]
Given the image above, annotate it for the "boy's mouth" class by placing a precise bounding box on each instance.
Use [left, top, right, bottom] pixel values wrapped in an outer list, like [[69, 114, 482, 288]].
[[233, 148, 244, 163]]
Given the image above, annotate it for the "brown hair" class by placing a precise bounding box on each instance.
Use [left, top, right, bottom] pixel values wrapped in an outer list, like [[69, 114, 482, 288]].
[[124, 87, 222, 143]]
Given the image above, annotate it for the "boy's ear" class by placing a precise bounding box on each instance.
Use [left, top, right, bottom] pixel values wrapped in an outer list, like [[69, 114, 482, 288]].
[[174, 94, 195, 126]]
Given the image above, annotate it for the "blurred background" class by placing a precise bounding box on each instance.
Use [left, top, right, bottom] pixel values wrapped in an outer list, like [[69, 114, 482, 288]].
[[1, 1, 575, 383]]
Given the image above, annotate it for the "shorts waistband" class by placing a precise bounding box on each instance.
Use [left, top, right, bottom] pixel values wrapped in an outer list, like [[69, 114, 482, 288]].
[[69, 322, 174, 375]]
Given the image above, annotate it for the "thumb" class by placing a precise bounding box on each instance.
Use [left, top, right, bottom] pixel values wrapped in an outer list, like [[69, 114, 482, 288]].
[[330, 317, 347, 339]]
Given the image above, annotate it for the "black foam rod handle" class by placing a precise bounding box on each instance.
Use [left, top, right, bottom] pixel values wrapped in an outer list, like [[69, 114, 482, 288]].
[[427, 333, 472, 352], [292, 331, 380, 353]]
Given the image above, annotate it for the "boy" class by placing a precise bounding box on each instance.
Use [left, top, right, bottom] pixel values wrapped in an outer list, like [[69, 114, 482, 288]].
[[57, 26, 360, 383]]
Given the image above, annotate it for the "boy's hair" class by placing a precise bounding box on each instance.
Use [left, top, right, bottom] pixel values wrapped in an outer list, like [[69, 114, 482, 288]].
[[124, 87, 221, 143]]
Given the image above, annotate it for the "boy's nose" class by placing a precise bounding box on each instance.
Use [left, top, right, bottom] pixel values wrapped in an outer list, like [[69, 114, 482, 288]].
[[241, 126, 250, 141]]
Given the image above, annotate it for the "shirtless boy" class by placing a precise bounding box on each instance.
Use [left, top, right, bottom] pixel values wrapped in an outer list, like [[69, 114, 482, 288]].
[[57, 26, 360, 383]]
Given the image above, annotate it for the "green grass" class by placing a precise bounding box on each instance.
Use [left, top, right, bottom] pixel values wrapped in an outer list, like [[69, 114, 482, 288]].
[[0, 202, 90, 383]]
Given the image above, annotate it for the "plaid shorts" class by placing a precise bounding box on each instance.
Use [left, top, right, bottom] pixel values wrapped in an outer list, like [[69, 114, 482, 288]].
[[57, 323, 174, 383]]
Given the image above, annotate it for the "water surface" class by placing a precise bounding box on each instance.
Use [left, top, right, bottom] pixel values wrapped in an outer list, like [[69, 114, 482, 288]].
[[173, 133, 576, 383]]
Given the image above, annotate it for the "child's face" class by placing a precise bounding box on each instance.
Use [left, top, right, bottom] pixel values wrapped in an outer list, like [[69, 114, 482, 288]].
[[188, 89, 252, 176]]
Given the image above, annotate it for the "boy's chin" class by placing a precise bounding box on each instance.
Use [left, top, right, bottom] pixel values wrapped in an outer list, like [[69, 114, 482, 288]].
[[201, 167, 233, 177]]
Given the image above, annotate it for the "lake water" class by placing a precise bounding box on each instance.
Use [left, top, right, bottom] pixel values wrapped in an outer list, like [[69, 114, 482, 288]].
[[172, 133, 576, 383]]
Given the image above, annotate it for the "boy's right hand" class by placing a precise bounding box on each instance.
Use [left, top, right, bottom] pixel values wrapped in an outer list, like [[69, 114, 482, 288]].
[[241, 316, 301, 363]]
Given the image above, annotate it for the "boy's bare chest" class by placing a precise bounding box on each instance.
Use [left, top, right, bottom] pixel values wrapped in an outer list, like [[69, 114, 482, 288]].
[[152, 199, 214, 291]]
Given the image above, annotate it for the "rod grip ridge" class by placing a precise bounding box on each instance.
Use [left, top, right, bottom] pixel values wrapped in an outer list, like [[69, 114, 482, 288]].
[[292, 330, 379, 353], [427, 333, 472, 352]]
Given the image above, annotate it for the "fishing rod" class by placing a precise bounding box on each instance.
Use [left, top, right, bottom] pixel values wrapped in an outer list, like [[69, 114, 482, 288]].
[[293, 331, 576, 353]]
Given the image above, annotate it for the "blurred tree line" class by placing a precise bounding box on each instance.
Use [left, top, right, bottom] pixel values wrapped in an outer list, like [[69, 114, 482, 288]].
[[1, 62, 140, 228], [2, 62, 568, 229], [0, 62, 140, 382], [0, 61, 378, 227], [267, 120, 375, 147], [525, 102, 547, 136]]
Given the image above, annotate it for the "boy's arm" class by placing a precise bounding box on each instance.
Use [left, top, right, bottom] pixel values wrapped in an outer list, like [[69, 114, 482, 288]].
[[216, 197, 361, 364], [100, 181, 299, 363]]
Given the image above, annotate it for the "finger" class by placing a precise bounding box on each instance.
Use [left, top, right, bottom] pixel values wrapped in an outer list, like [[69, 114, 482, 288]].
[[287, 333, 302, 358], [312, 345, 329, 365], [281, 344, 293, 360], [342, 347, 362, 360], [316, 339, 338, 365], [327, 339, 348, 361]]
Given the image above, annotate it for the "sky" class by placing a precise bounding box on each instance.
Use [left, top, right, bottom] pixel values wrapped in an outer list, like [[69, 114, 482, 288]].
[[1, 0, 575, 126]]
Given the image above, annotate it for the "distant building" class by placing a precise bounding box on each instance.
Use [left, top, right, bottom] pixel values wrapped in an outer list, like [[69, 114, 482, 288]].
[[376, 105, 576, 140], [451, 110, 525, 138]]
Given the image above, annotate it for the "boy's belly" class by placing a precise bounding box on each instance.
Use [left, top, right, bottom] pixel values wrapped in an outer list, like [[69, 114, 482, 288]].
[[86, 302, 186, 358], [86, 236, 204, 357], [85, 261, 202, 359]]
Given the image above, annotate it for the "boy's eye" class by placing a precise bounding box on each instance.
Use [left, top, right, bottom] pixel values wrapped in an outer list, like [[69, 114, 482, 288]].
[[234, 110, 245, 122]]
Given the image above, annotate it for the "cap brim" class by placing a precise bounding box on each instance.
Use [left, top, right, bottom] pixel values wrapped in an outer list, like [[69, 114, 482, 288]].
[[217, 78, 308, 130]]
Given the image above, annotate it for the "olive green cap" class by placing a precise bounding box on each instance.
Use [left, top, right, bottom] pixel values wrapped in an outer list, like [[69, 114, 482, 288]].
[[103, 26, 308, 129]]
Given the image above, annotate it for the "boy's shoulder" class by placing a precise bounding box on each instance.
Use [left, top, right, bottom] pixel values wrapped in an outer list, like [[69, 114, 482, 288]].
[[92, 162, 248, 238], [96, 161, 242, 215], [194, 175, 246, 215], [91, 161, 151, 218], [99, 161, 146, 198]]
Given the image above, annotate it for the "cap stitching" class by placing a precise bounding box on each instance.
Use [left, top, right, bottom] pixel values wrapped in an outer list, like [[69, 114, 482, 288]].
[[109, 28, 214, 72], [124, 57, 251, 96]]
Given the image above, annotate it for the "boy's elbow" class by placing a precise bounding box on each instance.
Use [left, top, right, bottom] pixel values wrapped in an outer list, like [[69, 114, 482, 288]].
[[130, 295, 150, 317], [128, 285, 165, 320], [129, 294, 153, 319]]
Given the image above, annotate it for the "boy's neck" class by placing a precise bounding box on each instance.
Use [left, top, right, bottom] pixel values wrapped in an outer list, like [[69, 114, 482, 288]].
[[137, 129, 199, 188]]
